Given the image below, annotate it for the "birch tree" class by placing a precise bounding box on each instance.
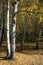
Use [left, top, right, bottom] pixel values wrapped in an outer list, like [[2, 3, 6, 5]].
[[11, 0, 19, 59], [7, 0, 11, 58], [6, 0, 19, 59]]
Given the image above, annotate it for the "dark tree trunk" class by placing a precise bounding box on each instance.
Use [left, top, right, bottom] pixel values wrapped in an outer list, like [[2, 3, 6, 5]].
[[36, 40, 39, 49], [0, 29, 3, 47], [0, 1, 5, 47], [21, 39, 23, 51]]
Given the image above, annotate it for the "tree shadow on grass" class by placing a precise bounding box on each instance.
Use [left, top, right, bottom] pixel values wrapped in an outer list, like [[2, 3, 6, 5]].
[[16, 43, 43, 55]]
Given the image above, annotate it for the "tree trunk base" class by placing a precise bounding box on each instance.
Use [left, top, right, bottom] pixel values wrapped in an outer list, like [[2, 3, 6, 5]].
[[3, 56, 15, 60], [35, 46, 39, 49]]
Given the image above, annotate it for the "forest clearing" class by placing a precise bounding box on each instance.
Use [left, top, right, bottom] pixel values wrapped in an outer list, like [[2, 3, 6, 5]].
[[0, 0, 43, 64]]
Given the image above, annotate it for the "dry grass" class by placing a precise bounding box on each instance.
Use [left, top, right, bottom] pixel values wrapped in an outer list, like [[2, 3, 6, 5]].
[[0, 42, 43, 65]]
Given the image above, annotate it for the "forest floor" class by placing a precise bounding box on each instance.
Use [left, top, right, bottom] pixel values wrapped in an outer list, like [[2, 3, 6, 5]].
[[0, 41, 43, 65]]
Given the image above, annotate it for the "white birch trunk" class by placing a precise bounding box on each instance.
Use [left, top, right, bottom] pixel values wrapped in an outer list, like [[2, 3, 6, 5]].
[[11, 1, 19, 58], [7, 1, 11, 57]]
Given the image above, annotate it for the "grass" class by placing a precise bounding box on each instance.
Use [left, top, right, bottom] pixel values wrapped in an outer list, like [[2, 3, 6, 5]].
[[0, 41, 43, 65]]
